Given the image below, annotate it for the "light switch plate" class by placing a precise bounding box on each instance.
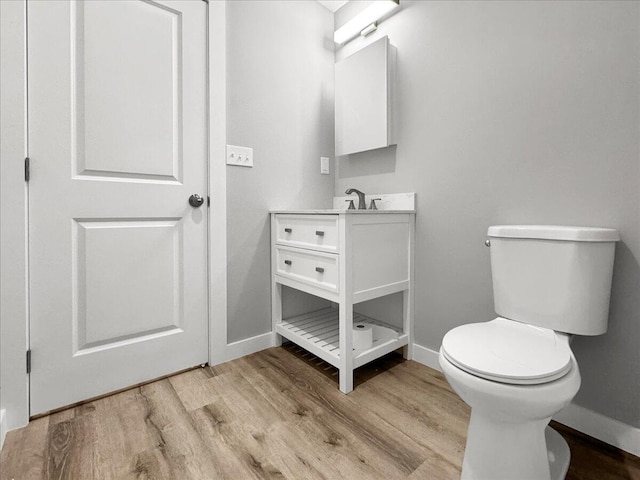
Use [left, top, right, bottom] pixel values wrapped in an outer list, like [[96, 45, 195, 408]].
[[320, 157, 330, 175], [227, 145, 253, 167]]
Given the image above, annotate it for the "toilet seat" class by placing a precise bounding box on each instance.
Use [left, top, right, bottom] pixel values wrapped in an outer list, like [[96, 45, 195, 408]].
[[441, 317, 572, 385]]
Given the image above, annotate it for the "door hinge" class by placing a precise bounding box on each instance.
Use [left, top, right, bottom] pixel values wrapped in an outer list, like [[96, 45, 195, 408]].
[[26, 350, 32, 374], [25, 157, 30, 182], [207, 195, 210, 207]]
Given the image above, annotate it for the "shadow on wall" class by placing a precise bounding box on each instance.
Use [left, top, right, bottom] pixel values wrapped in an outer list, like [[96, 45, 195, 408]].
[[337, 145, 397, 179], [572, 239, 640, 427], [226, 215, 272, 343]]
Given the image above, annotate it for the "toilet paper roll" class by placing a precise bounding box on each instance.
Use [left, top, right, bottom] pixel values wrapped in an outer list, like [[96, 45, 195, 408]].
[[372, 324, 399, 342], [353, 322, 373, 350]]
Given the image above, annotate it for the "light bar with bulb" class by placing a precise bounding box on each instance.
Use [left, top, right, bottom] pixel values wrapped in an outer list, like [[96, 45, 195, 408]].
[[334, 0, 399, 45]]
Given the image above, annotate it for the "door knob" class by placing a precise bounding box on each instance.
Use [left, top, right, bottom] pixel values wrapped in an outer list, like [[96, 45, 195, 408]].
[[189, 194, 204, 207]]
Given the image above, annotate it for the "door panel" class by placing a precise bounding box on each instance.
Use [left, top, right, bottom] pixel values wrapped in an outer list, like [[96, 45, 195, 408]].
[[29, 0, 208, 415], [75, 218, 183, 352], [74, 0, 182, 181]]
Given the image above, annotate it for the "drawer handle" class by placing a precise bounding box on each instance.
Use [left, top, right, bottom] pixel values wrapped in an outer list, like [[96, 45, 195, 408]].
[[315, 230, 324, 236], [315, 267, 324, 273], [284, 260, 292, 266], [284, 228, 292, 233]]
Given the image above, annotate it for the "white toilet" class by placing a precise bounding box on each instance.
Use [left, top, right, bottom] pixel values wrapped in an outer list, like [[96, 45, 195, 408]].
[[438, 225, 619, 480]]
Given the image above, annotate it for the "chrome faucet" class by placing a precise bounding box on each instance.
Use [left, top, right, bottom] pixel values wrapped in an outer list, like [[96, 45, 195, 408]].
[[345, 188, 366, 210]]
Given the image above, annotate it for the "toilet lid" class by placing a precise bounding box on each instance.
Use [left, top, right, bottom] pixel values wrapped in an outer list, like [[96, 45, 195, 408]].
[[441, 318, 573, 385]]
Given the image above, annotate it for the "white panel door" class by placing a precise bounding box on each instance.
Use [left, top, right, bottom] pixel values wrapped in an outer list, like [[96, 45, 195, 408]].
[[28, 0, 208, 415]]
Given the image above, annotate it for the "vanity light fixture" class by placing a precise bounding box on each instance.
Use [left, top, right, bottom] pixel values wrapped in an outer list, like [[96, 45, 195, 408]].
[[334, 0, 399, 45], [360, 22, 378, 37]]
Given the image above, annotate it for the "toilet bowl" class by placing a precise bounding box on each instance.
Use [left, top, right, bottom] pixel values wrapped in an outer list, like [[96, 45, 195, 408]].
[[437, 225, 619, 480], [438, 318, 581, 480]]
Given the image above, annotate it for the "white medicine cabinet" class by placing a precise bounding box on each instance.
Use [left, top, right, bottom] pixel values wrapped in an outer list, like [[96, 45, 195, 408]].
[[335, 36, 397, 157]]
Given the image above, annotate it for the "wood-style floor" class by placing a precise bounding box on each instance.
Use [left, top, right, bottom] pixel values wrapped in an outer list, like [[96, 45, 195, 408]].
[[1, 345, 639, 479]]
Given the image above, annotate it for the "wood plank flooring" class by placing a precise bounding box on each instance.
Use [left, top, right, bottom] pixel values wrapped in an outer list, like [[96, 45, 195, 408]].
[[1, 345, 639, 479]]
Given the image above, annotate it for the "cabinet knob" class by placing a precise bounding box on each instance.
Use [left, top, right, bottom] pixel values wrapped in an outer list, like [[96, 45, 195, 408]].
[[284, 228, 292, 233], [284, 260, 292, 266], [315, 267, 325, 273], [315, 230, 324, 236]]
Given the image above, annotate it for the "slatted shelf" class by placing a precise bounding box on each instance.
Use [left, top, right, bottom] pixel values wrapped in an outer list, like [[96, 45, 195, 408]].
[[276, 307, 408, 369]]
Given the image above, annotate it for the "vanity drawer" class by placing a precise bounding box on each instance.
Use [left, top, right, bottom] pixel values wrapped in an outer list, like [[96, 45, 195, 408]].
[[275, 215, 339, 253], [276, 246, 339, 293]]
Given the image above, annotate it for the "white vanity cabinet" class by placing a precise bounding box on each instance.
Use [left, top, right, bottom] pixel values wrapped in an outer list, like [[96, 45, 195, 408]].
[[335, 36, 397, 156], [271, 210, 414, 393]]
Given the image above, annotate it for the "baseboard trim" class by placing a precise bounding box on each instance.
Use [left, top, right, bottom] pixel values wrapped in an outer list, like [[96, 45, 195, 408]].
[[412, 342, 640, 458], [0, 409, 7, 452], [412, 343, 442, 371], [211, 332, 273, 366], [553, 402, 640, 457]]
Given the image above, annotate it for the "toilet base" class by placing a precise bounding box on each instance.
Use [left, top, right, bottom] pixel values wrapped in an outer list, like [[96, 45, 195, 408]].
[[438, 350, 580, 480], [546, 426, 571, 480], [461, 414, 570, 480]]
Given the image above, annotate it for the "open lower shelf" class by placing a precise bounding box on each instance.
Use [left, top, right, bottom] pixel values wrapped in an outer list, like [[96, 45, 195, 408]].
[[275, 307, 408, 370]]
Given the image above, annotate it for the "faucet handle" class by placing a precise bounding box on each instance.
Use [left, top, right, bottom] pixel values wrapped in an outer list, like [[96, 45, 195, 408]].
[[345, 199, 355, 210], [369, 198, 382, 210]]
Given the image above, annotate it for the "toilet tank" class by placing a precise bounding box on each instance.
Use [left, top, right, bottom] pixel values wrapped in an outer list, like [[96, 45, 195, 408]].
[[487, 225, 619, 335]]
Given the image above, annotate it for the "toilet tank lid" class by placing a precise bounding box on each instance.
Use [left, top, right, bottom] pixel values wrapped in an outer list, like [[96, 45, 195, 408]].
[[488, 225, 620, 242]]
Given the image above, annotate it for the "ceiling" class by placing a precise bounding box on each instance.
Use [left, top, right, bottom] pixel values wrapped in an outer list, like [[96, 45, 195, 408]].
[[317, 0, 349, 13]]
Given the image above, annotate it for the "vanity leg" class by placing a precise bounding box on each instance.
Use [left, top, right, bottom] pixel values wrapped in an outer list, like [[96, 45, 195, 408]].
[[270, 214, 283, 347], [402, 289, 413, 360], [338, 300, 354, 394], [272, 282, 283, 347], [403, 216, 415, 360], [338, 214, 354, 393]]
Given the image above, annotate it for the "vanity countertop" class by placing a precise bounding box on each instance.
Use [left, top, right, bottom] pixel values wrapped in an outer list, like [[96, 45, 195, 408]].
[[270, 209, 415, 215], [271, 193, 416, 215]]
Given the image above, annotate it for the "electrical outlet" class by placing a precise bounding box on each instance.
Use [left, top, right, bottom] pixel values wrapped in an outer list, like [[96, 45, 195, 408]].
[[320, 157, 330, 175], [226, 145, 253, 167]]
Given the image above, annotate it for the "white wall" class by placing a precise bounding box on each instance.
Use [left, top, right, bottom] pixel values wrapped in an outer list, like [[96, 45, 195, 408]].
[[0, 0, 30, 433], [226, 0, 336, 342], [335, 1, 640, 428]]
